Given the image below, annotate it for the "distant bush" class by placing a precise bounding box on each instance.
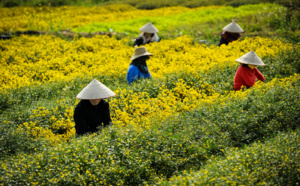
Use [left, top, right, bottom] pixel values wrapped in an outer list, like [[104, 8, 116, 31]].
[[226, 0, 300, 8], [1, 0, 300, 8], [0, 0, 113, 7]]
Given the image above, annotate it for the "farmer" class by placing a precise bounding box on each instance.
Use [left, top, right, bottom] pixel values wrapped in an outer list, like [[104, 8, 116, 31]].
[[133, 22, 159, 47], [74, 79, 115, 136], [127, 46, 152, 85], [219, 20, 244, 46], [234, 51, 266, 91]]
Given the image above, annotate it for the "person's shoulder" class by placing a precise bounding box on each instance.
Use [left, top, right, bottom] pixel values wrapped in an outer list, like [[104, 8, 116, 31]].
[[253, 67, 261, 72], [100, 99, 108, 104], [236, 65, 245, 72], [98, 99, 110, 107], [78, 99, 89, 106], [74, 100, 89, 113], [135, 34, 143, 41], [128, 65, 139, 71]]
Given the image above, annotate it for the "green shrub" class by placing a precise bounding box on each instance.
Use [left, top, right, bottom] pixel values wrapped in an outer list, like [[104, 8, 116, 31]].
[[0, 74, 299, 185], [0, 121, 50, 157], [161, 128, 300, 185]]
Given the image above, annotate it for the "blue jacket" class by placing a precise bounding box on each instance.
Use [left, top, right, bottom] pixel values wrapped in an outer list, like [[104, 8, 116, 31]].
[[126, 65, 151, 85]]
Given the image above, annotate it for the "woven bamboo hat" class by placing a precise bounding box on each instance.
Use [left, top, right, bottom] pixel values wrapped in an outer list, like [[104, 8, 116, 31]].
[[130, 47, 153, 61], [139, 22, 159, 33], [76, 79, 116, 100], [236, 51, 266, 66], [223, 21, 244, 33]]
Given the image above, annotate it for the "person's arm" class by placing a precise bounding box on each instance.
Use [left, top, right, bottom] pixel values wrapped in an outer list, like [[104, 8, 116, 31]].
[[254, 68, 265, 81], [235, 33, 241, 40], [74, 106, 89, 136], [127, 66, 140, 85], [102, 101, 112, 127], [144, 72, 152, 79], [151, 33, 159, 42], [239, 68, 256, 87], [133, 37, 144, 47]]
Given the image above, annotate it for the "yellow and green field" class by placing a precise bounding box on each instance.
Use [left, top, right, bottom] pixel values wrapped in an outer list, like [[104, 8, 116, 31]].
[[0, 1, 299, 185]]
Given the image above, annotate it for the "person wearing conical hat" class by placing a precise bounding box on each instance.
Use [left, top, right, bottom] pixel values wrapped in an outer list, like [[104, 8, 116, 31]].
[[74, 79, 116, 136], [234, 51, 266, 91], [133, 22, 160, 47], [127, 46, 153, 85], [219, 20, 244, 46]]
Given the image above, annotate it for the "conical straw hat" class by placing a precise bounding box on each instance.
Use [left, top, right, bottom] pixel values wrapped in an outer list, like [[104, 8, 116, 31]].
[[76, 79, 116, 100], [130, 46, 153, 60], [235, 51, 266, 66], [139, 22, 159, 33], [223, 21, 244, 33]]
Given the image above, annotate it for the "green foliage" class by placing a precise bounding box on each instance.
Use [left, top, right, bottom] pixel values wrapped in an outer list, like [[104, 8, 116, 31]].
[[0, 76, 125, 157], [227, 0, 300, 8], [74, 4, 280, 34], [161, 128, 300, 185], [0, 121, 50, 158], [72, 3, 299, 44], [2, 0, 299, 8], [0, 0, 113, 7], [0, 40, 298, 158], [116, 0, 226, 9], [0, 73, 299, 184], [0, 47, 299, 184], [0, 2, 299, 184]]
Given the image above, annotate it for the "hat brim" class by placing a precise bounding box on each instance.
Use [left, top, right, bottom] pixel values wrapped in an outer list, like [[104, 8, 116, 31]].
[[130, 52, 153, 61], [76, 95, 116, 100], [139, 29, 158, 34], [235, 51, 266, 66], [223, 22, 244, 33], [236, 59, 266, 66], [76, 79, 116, 100], [139, 24, 158, 33]]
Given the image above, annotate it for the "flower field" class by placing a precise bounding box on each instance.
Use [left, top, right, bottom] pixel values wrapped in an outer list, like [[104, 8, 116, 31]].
[[0, 2, 300, 185]]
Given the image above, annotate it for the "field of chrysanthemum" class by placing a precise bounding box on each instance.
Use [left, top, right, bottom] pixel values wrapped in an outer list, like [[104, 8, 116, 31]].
[[0, 2, 299, 185]]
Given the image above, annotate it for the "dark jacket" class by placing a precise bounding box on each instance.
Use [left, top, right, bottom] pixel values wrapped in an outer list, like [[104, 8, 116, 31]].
[[74, 99, 112, 136], [218, 31, 240, 46]]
